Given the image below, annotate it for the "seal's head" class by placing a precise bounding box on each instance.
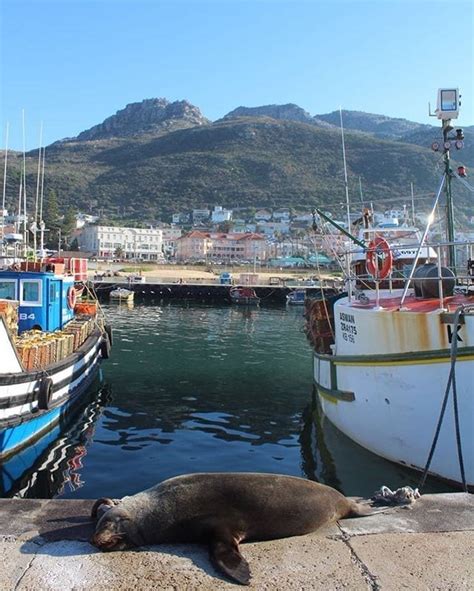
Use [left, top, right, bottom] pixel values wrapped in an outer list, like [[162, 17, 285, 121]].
[[90, 500, 144, 551]]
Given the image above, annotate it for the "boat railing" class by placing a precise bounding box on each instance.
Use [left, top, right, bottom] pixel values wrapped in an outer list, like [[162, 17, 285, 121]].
[[340, 238, 474, 309]]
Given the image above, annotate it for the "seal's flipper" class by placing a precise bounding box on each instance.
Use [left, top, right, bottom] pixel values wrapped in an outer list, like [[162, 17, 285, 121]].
[[209, 534, 251, 586]]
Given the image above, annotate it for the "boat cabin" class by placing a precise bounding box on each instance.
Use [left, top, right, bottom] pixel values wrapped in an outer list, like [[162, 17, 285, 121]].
[[0, 270, 75, 333]]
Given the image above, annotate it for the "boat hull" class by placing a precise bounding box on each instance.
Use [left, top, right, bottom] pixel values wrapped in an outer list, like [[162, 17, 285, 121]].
[[313, 349, 474, 487], [0, 331, 105, 459]]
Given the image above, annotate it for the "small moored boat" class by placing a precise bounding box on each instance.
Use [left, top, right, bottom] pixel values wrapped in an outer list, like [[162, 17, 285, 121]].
[[229, 286, 260, 305], [109, 287, 134, 303], [286, 289, 306, 305]]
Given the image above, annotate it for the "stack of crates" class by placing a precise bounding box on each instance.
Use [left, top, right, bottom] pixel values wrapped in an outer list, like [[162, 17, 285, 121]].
[[0, 300, 19, 337], [63, 316, 94, 349], [14, 316, 96, 370]]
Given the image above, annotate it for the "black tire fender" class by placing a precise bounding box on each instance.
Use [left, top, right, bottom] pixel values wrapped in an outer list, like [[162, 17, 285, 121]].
[[38, 376, 53, 410], [105, 324, 113, 346], [100, 336, 111, 359]]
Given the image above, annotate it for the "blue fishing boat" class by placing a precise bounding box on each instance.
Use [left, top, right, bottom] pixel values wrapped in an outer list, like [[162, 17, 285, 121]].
[[286, 289, 306, 305], [0, 259, 111, 459]]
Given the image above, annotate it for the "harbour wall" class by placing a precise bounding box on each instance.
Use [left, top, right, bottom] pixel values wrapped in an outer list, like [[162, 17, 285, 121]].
[[92, 281, 339, 304]]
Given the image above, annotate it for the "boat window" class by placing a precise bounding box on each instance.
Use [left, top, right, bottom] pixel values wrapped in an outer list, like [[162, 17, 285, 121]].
[[49, 282, 56, 301], [0, 280, 16, 300], [20, 280, 42, 306]]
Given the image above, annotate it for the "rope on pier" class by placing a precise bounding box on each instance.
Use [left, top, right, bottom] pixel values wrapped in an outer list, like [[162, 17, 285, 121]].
[[371, 485, 421, 505]]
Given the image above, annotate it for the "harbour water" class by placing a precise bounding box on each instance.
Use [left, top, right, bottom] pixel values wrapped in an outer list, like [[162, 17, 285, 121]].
[[1, 302, 449, 499]]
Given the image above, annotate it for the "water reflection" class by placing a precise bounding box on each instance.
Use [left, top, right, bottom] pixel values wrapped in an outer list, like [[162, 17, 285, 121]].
[[300, 391, 448, 496], [0, 384, 112, 498]]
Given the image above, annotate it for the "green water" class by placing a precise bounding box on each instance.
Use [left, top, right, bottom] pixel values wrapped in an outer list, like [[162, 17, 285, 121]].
[[3, 301, 449, 499]]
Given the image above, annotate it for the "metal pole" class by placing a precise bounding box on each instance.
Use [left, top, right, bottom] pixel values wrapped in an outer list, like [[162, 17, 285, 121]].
[[436, 244, 445, 310], [1, 123, 9, 252], [443, 122, 456, 270], [34, 123, 43, 258], [339, 108, 351, 233]]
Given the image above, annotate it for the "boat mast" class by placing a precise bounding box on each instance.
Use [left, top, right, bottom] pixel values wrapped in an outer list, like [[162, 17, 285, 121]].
[[339, 108, 351, 233], [34, 123, 43, 258], [39, 146, 46, 257], [339, 108, 353, 300], [22, 110, 28, 257], [1, 123, 8, 253]]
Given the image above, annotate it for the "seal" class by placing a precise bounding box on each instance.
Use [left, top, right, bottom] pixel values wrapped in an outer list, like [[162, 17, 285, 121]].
[[90, 472, 379, 585]]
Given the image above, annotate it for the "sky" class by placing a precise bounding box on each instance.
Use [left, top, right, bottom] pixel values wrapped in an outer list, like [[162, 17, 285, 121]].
[[1, 0, 473, 151]]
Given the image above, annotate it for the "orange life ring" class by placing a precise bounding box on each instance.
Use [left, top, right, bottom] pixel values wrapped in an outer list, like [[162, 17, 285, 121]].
[[366, 236, 393, 279], [67, 286, 77, 310]]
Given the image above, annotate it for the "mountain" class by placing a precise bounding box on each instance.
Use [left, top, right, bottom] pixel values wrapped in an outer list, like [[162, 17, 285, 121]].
[[315, 110, 428, 139], [224, 103, 334, 130], [2, 100, 472, 225], [71, 98, 209, 142], [224, 105, 474, 166]]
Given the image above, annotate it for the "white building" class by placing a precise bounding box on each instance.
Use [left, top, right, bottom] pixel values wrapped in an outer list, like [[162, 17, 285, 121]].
[[161, 227, 182, 257], [257, 221, 290, 236], [78, 225, 164, 261], [211, 206, 232, 224], [76, 213, 99, 229]]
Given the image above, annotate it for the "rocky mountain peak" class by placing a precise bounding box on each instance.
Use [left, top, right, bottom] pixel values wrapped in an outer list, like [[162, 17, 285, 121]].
[[75, 98, 209, 141], [224, 103, 314, 124]]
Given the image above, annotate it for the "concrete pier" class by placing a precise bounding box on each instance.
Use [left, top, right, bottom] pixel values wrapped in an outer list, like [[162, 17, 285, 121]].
[[1, 493, 473, 590]]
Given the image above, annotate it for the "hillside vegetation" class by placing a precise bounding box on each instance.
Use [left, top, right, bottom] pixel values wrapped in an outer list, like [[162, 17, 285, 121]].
[[1, 100, 472, 224]]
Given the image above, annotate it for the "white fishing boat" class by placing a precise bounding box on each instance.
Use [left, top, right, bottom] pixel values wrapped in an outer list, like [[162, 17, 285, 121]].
[[109, 287, 134, 303], [306, 88, 474, 490]]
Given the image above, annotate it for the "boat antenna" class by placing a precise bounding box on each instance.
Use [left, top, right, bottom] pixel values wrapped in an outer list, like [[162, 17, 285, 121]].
[[1, 122, 9, 251], [339, 107, 353, 301], [39, 145, 46, 257], [358, 176, 364, 204], [339, 108, 351, 231], [33, 122, 43, 258], [22, 109, 28, 257]]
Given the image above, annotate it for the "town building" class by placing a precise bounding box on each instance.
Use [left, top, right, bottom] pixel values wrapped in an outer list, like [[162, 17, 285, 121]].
[[254, 209, 272, 222], [273, 208, 291, 221], [161, 227, 182, 258], [176, 231, 267, 262], [75, 213, 99, 229], [257, 221, 291, 236], [192, 208, 210, 224], [77, 225, 164, 260], [211, 206, 232, 224]]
